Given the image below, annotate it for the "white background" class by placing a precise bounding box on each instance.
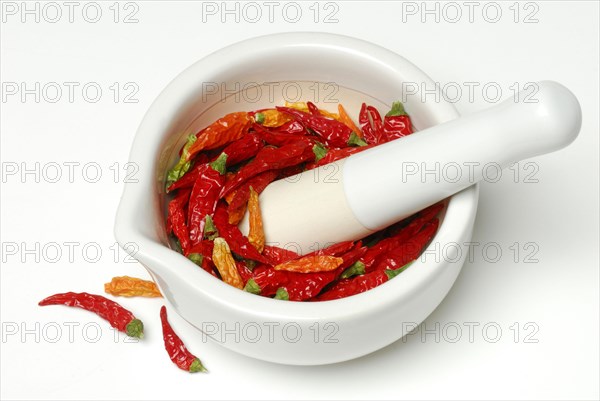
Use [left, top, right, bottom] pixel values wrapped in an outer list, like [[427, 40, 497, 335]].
[[1, 1, 599, 400]]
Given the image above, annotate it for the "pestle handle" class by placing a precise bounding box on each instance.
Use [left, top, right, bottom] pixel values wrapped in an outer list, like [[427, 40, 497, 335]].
[[243, 81, 581, 254]]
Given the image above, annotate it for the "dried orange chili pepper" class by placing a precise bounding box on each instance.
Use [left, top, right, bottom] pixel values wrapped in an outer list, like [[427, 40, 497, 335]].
[[247, 187, 265, 253], [338, 103, 363, 137], [187, 112, 250, 160], [212, 237, 244, 289], [254, 109, 293, 127], [274, 255, 343, 273], [104, 276, 162, 298]]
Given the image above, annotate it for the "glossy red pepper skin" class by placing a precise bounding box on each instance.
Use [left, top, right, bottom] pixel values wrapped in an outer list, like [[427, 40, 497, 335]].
[[262, 245, 299, 264], [276, 106, 353, 148], [235, 261, 254, 285], [167, 188, 192, 254], [316, 269, 389, 301], [362, 203, 444, 271], [222, 133, 264, 166], [373, 219, 439, 271], [359, 103, 385, 145], [249, 265, 339, 301], [39, 292, 143, 338], [305, 145, 371, 170], [383, 115, 412, 141], [227, 170, 279, 213], [272, 120, 307, 135], [213, 205, 269, 264], [304, 241, 355, 257], [188, 164, 224, 245], [337, 242, 368, 270], [187, 240, 216, 276], [220, 141, 312, 197], [253, 123, 314, 147], [166, 154, 208, 193], [160, 306, 206, 373]]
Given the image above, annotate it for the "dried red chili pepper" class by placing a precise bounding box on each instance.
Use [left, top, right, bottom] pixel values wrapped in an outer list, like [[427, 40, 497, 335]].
[[382, 101, 413, 141], [187, 111, 251, 160], [262, 246, 299, 264], [305, 145, 371, 170], [244, 266, 339, 301], [188, 154, 227, 245], [213, 204, 269, 264], [373, 219, 439, 271], [315, 268, 397, 301], [227, 170, 278, 215], [187, 239, 216, 276], [253, 123, 313, 147], [359, 103, 385, 145], [304, 240, 355, 257], [338, 103, 363, 138], [270, 119, 307, 135], [362, 203, 444, 271], [236, 261, 254, 285], [220, 141, 312, 197], [160, 306, 207, 373], [39, 292, 144, 338], [221, 133, 264, 166], [166, 154, 208, 193], [167, 188, 192, 254], [276, 105, 353, 148]]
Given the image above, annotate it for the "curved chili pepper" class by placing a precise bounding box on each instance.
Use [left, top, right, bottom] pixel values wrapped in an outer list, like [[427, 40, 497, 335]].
[[39, 292, 144, 338], [167, 188, 192, 254], [253, 123, 313, 147], [276, 105, 353, 148], [220, 141, 312, 198], [382, 101, 413, 141], [221, 133, 264, 166], [373, 219, 439, 271], [166, 154, 208, 192], [244, 266, 339, 301], [362, 204, 443, 271], [338, 103, 363, 137], [188, 155, 227, 245], [305, 145, 371, 170], [187, 111, 251, 160], [359, 103, 385, 145], [160, 306, 207, 373], [227, 170, 278, 215]]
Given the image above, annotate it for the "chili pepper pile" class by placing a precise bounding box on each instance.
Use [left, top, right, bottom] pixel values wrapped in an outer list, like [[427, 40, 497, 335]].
[[165, 100, 442, 301]]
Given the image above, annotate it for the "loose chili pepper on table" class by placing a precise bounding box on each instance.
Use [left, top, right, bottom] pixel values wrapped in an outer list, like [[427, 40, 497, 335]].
[[160, 306, 207, 373], [39, 292, 144, 338], [105, 276, 162, 298]]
